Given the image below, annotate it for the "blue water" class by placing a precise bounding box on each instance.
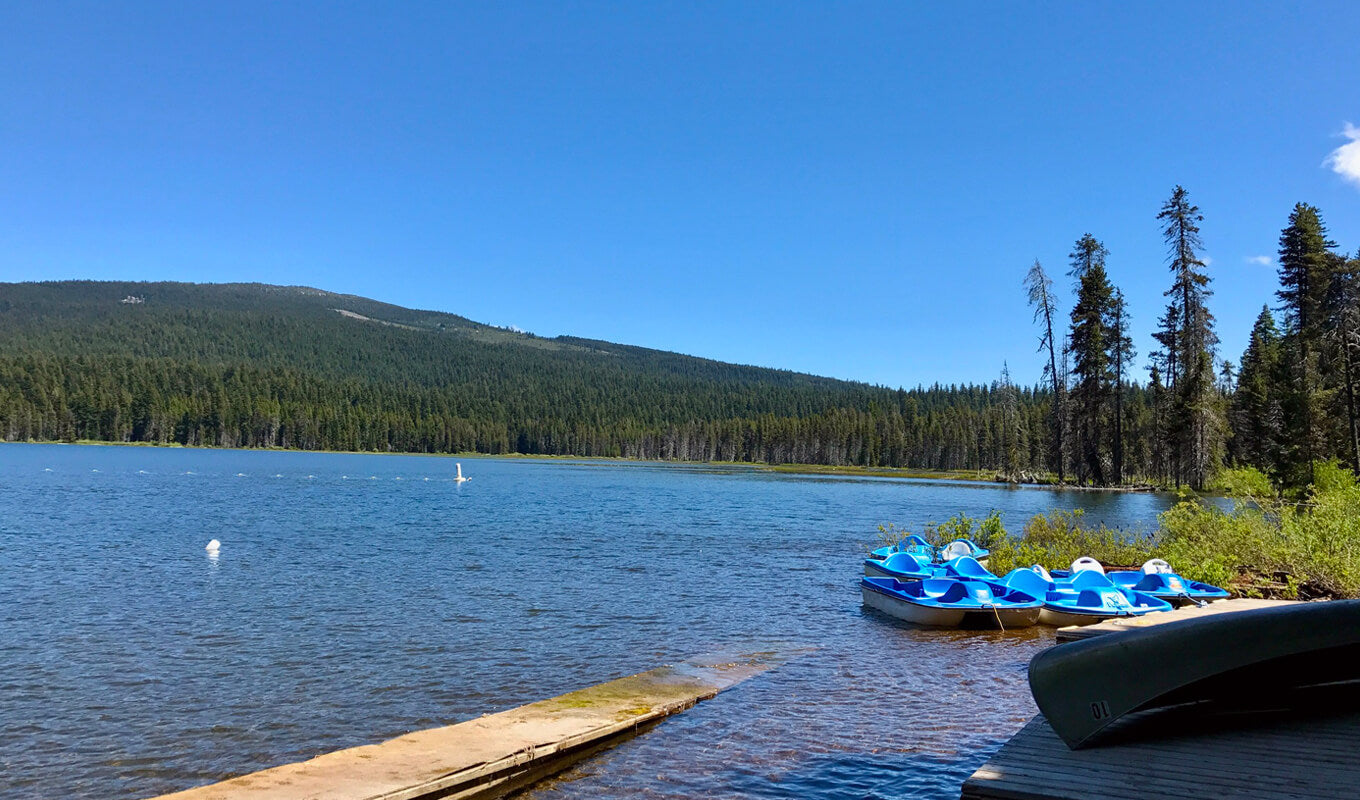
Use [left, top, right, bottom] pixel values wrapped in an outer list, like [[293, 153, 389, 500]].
[[0, 444, 1186, 799]]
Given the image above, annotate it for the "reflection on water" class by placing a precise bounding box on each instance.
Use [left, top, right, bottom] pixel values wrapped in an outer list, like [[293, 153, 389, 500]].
[[0, 444, 1187, 799]]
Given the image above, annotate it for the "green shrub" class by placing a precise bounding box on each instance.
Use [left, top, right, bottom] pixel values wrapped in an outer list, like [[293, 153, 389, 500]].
[[872, 467, 1360, 598], [986, 509, 1154, 576]]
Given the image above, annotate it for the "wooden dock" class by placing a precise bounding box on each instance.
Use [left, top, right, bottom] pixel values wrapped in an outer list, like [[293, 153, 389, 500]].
[[1055, 598, 1297, 642], [146, 658, 770, 800], [965, 598, 1360, 800], [961, 704, 1360, 800]]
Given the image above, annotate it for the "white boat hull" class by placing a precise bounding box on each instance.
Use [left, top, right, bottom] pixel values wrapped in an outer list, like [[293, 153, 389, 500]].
[[1039, 607, 1158, 628], [861, 584, 966, 627], [967, 606, 1042, 628]]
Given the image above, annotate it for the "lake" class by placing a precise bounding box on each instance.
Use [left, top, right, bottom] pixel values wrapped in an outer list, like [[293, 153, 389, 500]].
[[0, 444, 1186, 799]]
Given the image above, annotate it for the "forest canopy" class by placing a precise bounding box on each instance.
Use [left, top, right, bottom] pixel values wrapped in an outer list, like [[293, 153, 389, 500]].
[[2, 189, 1356, 494]]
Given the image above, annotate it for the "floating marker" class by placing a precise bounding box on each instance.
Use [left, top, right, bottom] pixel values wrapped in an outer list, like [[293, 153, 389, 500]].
[[205, 539, 221, 553]]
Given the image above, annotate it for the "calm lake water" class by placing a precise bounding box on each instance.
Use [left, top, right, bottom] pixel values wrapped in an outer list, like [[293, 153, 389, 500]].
[[1, 444, 1186, 799]]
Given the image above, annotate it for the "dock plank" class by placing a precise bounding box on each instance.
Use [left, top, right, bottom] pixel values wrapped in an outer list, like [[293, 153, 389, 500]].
[[146, 660, 769, 800], [962, 708, 1360, 800], [1054, 598, 1296, 642]]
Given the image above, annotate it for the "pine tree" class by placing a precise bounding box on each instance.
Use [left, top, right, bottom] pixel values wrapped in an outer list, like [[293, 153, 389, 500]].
[[1024, 259, 1066, 481], [1109, 288, 1135, 484], [1067, 234, 1114, 485], [1323, 251, 1360, 471], [997, 362, 1026, 479], [1276, 203, 1338, 485], [1156, 186, 1222, 490]]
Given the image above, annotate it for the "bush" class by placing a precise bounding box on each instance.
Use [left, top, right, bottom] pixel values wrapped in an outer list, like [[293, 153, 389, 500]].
[[986, 509, 1155, 576], [872, 462, 1360, 599]]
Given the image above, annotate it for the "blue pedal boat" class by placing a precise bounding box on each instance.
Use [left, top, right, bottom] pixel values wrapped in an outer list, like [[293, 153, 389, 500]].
[[1004, 565, 1173, 627], [863, 550, 935, 580], [939, 538, 990, 565], [941, 555, 998, 580], [860, 576, 1042, 628], [1107, 559, 1231, 607], [868, 534, 934, 561]]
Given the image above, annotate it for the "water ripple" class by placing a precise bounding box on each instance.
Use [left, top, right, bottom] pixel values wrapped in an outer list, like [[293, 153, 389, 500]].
[[0, 444, 1183, 799]]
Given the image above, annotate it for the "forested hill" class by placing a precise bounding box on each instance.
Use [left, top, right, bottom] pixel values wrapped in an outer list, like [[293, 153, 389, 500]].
[[0, 280, 1043, 468]]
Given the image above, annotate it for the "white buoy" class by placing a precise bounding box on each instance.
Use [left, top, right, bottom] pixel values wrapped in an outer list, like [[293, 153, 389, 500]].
[[453, 463, 470, 483], [205, 539, 221, 553]]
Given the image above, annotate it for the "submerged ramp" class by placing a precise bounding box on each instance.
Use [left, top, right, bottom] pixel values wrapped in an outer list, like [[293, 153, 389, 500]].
[[149, 658, 770, 800]]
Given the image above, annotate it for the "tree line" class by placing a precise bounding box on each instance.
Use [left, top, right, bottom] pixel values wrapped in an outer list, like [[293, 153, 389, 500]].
[[2, 211, 1357, 491], [1013, 187, 1357, 490]]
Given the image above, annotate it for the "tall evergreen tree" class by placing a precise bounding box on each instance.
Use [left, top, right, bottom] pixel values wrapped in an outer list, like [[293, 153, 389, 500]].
[[1067, 234, 1115, 485], [1147, 365, 1171, 482], [997, 362, 1026, 479], [1323, 251, 1360, 472], [1023, 259, 1065, 481], [1156, 186, 1221, 490], [1276, 203, 1338, 484], [1109, 288, 1135, 484]]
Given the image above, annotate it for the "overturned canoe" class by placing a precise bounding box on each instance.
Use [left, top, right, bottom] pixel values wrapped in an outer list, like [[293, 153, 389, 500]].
[[1028, 599, 1360, 749]]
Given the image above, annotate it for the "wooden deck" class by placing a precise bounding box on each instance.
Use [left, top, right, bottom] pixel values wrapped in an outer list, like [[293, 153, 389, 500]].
[[966, 599, 1356, 800], [145, 658, 770, 800], [1055, 598, 1297, 642], [961, 703, 1360, 800]]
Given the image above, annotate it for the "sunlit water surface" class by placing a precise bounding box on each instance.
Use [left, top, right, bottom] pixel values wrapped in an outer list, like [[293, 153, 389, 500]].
[[0, 444, 1186, 799]]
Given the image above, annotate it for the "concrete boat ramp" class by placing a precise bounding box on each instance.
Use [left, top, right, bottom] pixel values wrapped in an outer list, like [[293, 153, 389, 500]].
[[150, 656, 773, 800]]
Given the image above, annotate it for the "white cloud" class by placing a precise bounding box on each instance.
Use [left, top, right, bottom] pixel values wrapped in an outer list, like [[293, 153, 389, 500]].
[[1325, 122, 1360, 188], [1247, 255, 1273, 266], [1202, 255, 1214, 266]]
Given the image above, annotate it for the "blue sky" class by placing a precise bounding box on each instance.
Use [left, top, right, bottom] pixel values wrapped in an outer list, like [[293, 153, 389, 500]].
[[1, 2, 1357, 388]]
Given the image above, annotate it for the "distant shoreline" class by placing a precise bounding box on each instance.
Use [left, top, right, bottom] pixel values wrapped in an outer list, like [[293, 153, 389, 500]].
[[3, 438, 1175, 493]]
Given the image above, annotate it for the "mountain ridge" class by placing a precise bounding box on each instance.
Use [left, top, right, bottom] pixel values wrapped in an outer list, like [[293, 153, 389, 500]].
[[0, 280, 1041, 468]]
